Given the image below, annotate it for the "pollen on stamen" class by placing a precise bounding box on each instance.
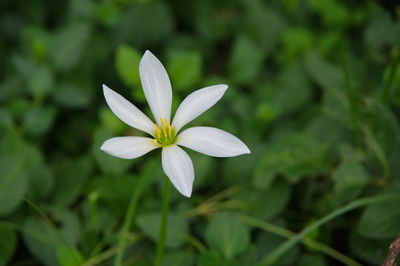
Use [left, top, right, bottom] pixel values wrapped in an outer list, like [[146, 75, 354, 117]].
[[154, 118, 176, 146]]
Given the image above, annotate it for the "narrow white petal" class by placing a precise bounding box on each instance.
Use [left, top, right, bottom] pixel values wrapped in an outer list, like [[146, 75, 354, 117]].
[[171, 84, 228, 132], [103, 85, 155, 136], [100, 136, 158, 159], [161, 145, 194, 198], [139, 50, 172, 124], [177, 127, 251, 157]]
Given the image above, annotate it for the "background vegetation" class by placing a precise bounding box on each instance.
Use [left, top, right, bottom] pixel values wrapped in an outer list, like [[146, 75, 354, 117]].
[[1, 0, 400, 265]]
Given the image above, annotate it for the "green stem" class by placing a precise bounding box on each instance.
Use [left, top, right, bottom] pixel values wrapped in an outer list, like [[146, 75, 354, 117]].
[[239, 215, 361, 266], [259, 194, 400, 265], [114, 174, 147, 266], [341, 42, 361, 148], [382, 53, 400, 104], [155, 177, 171, 266]]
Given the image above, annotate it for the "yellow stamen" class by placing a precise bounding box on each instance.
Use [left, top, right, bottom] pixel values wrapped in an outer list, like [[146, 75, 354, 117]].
[[153, 117, 176, 146]]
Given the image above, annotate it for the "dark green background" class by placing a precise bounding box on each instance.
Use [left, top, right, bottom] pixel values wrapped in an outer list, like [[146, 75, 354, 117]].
[[0, 0, 400, 265]]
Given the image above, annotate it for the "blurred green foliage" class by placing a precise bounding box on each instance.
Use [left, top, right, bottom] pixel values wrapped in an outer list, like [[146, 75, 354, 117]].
[[0, 0, 400, 265]]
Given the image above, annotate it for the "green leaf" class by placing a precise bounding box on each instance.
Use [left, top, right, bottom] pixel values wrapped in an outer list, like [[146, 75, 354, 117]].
[[197, 251, 237, 266], [22, 106, 56, 136], [0, 227, 17, 266], [53, 157, 93, 206], [114, 1, 173, 47], [23, 217, 61, 266], [229, 35, 264, 84], [12, 55, 54, 98], [298, 253, 327, 266], [255, 230, 299, 266], [304, 51, 343, 89], [162, 251, 194, 266], [115, 44, 141, 89], [136, 212, 188, 249], [269, 63, 312, 117], [242, 2, 286, 52], [332, 160, 368, 206], [28, 64, 54, 98], [0, 134, 29, 215], [56, 246, 84, 266], [50, 23, 90, 71], [53, 80, 93, 108], [234, 179, 291, 220], [350, 232, 389, 265], [205, 212, 250, 259], [167, 50, 202, 91], [357, 187, 400, 239], [281, 28, 314, 62], [52, 156, 93, 206], [23, 210, 80, 266], [254, 133, 329, 188]]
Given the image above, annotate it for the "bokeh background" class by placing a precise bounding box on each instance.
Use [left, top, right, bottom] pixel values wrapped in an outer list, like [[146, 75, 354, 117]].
[[1, 0, 400, 265]]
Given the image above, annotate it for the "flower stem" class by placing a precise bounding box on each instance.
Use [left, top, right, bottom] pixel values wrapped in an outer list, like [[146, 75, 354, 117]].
[[155, 177, 171, 266], [114, 174, 147, 266]]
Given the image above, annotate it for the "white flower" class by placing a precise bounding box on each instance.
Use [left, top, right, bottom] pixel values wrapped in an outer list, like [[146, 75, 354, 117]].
[[101, 50, 250, 197]]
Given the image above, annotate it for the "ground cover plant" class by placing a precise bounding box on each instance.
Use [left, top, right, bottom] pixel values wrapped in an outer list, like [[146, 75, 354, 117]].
[[0, 0, 400, 265]]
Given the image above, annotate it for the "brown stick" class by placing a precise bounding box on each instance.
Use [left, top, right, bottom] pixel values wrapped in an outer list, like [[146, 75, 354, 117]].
[[382, 235, 400, 266]]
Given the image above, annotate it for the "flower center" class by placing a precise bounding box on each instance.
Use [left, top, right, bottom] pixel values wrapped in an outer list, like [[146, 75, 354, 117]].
[[153, 118, 176, 147]]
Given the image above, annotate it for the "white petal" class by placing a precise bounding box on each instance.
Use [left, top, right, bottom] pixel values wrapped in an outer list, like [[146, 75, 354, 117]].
[[103, 85, 155, 136], [161, 145, 194, 198], [139, 50, 172, 125], [100, 136, 158, 159], [177, 127, 251, 157], [172, 84, 228, 132]]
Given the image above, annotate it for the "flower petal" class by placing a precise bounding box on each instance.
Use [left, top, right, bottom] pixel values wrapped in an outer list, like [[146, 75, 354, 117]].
[[161, 145, 194, 197], [101, 136, 158, 159], [172, 84, 228, 132], [103, 84, 155, 136], [177, 127, 251, 157], [139, 50, 172, 124]]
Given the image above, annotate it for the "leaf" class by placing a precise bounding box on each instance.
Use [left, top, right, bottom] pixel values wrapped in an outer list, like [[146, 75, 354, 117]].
[[357, 187, 400, 239], [298, 253, 327, 266], [50, 23, 91, 71], [0, 227, 17, 266], [12, 55, 54, 98], [52, 156, 93, 206], [23, 210, 80, 266], [56, 246, 84, 266], [205, 212, 250, 259], [234, 179, 291, 220], [114, 1, 173, 47], [255, 230, 299, 266], [22, 106, 57, 136], [53, 79, 93, 108], [253, 133, 329, 188], [228, 35, 264, 84], [281, 27, 314, 62], [197, 251, 237, 266], [349, 232, 390, 265], [162, 251, 194, 266], [270, 63, 312, 117], [0, 134, 29, 215], [136, 212, 188, 249], [167, 50, 202, 91], [115, 44, 141, 89], [332, 160, 368, 206], [304, 51, 343, 89], [242, 2, 286, 52]]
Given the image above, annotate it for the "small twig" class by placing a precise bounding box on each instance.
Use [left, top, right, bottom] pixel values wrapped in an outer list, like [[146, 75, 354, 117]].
[[382, 235, 400, 266]]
